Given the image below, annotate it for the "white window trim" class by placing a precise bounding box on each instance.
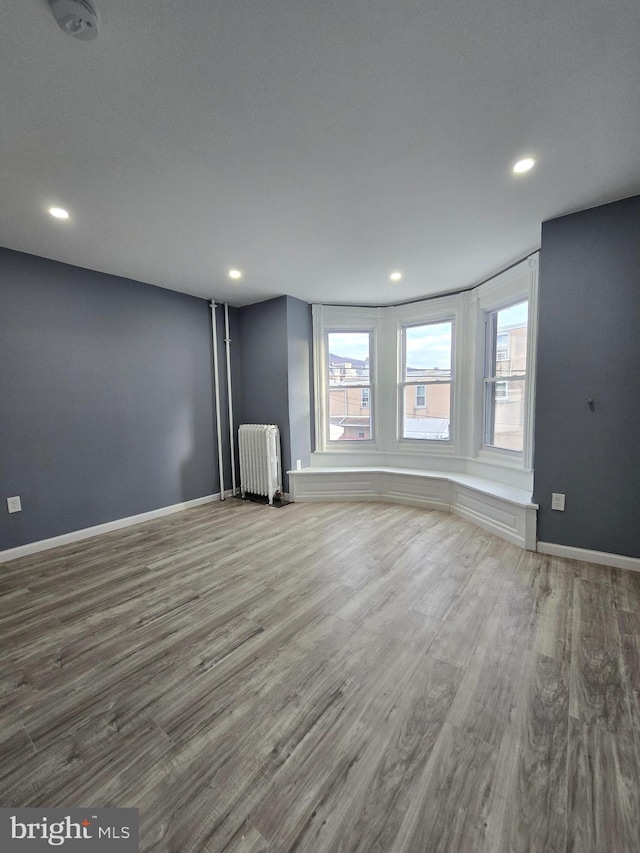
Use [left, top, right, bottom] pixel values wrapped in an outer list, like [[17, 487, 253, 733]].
[[387, 294, 463, 457], [398, 316, 455, 446], [325, 329, 373, 444], [313, 305, 381, 453], [472, 255, 538, 471]]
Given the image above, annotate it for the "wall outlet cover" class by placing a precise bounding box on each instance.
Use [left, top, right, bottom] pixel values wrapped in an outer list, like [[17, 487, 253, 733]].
[[551, 493, 565, 511], [7, 496, 22, 513]]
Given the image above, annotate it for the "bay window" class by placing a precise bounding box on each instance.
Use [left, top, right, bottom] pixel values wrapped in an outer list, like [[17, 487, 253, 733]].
[[312, 254, 537, 483]]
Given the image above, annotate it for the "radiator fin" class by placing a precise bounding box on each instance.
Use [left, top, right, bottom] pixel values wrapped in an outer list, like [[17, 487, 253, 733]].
[[238, 424, 282, 504]]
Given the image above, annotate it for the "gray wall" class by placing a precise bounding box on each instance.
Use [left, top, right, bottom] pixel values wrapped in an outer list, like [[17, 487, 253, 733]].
[[0, 248, 220, 551], [237, 295, 314, 493], [533, 195, 640, 558], [237, 296, 292, 488]]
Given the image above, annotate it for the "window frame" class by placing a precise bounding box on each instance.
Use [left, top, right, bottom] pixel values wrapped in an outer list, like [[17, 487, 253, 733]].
[[399, 318, 455, 444], [312, 305, 380, 453], [482, 302, 527, 453], [472, 255, 538, 471], [325, 329, 373, 444]]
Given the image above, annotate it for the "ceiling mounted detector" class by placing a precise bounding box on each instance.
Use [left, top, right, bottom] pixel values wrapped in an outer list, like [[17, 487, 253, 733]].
[[49, 0, 101, 41]]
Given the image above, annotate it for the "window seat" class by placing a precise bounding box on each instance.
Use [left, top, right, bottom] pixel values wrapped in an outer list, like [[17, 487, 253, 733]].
[[288, 466, 537, 550]]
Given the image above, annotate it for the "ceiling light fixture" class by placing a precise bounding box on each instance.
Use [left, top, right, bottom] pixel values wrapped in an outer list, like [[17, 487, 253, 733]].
[[228, 269, 242, 280], [389, 271, 403, 281], [512, 157, 536, 174], [49, 0, 101, 41], [49, 207, 70, 219]]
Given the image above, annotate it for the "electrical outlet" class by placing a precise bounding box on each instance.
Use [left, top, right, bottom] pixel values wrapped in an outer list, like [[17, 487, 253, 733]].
[[7, 496, 22, 513], [551, 493, 565, 511], [296, 459, 302, 470]]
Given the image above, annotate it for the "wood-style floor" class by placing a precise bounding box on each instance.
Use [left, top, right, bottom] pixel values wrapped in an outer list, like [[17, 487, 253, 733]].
[[1, 500, 639, 852]]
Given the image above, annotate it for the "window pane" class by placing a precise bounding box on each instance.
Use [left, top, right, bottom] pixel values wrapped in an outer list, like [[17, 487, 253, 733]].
[[327, 332, 370, 385], [328, 387, 371, 440], [403, 321, 452, 440], [496, 333, 509, 361], [485, 300, 528, 451], [403, 383, 450, 439], [495, 302, 527, 377], [404, 322, 452, 381], [327, 332, 371, 440], [487, 379, 525, 451]]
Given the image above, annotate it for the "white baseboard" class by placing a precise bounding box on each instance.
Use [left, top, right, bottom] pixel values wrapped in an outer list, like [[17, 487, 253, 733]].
[[537, 541, 640, 573], [0, 493, 224, 564]]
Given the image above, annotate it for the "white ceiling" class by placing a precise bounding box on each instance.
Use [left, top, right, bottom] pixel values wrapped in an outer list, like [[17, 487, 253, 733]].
[[1, 1, 639, 307]]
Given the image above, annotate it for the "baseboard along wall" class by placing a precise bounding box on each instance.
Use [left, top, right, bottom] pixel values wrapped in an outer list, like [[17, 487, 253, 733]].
[[0, 492, 235, 563]]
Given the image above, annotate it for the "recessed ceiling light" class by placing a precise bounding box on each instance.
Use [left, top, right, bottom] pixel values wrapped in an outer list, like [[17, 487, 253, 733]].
[[512, 158, 536, 174], [228, 269, 242, 280], [389, 271, 403, 282], [49, 207, 70, 219]]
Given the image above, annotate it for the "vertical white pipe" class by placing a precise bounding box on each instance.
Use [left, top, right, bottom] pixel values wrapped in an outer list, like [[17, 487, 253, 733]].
[[224, 302, 237, 495], [210, 301, 225, 500]]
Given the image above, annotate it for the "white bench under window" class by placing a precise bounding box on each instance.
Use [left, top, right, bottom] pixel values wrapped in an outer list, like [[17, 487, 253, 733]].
[[288, 466, 537, 551]]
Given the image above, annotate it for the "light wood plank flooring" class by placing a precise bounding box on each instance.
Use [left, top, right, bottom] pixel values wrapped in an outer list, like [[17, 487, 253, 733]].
[[2, 500, 639, 852]]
